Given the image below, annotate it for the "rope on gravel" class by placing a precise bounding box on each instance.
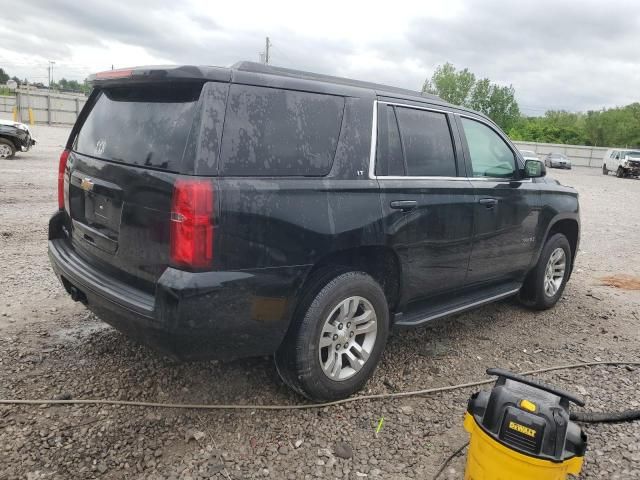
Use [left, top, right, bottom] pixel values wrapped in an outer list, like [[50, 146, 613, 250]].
[[1, 361, 639, 411]]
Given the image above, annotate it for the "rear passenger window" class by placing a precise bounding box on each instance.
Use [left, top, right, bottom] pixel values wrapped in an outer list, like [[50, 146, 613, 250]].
[[395, 107, 457, 177], [220, 85, 345, 176], [376, 105, 404, 176]]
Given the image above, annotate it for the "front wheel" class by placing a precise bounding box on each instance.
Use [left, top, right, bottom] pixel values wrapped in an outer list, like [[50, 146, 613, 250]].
[[616, 167, 625, 178], [0, 138, 16, 159], [275, 271, 389, 401], [519, 233, 572, 310]]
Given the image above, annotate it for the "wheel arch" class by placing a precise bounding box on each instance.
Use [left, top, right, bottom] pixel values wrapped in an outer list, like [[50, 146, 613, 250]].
[[534, 215, 580, 275], [302, 246, 402, 312], [0, 135, 17, 151], [282, 246, 402, 339]]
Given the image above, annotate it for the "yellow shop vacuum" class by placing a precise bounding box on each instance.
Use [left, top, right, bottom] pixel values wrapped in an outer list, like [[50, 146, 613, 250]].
[[463, 368, 587, 480]]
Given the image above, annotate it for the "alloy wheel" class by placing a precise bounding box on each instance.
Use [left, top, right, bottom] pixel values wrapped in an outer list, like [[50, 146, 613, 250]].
[[318, 296, 378, 381], [0, 144, 13, 158], [544, 247, 566, 297]]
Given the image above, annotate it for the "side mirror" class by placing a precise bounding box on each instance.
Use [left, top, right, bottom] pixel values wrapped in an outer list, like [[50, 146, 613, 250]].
[[524, 159, 546, 178]]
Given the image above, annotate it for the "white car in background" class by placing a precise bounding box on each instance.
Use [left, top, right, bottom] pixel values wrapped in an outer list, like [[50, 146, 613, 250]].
[[518, 149, 540, 162], [602, 149, 640, 178]]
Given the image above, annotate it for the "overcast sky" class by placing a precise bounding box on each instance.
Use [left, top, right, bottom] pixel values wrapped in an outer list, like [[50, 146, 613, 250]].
[[1, 0, 639, 114]]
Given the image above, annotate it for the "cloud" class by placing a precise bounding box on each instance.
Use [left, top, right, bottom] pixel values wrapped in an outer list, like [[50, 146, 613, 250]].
[[1, 0, 638, 112]]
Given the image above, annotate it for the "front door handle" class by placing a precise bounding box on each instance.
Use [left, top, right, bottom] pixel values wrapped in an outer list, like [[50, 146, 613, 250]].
[[390, 200, 417, 211], [479, 197, 498, 208]]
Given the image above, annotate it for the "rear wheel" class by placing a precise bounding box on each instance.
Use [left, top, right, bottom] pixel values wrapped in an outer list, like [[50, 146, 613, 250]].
[[602, 164, 608, 175], [0, 138, 16, 158], [519, 233, 572, 310], [275, 270, 389, 401]]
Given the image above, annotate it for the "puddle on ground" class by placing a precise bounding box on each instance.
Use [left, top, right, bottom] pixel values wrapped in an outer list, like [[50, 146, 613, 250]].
[[600, 274, 640, 290]]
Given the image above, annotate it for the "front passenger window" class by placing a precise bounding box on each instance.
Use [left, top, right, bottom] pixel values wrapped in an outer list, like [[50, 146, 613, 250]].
[[461, 118, 515, 178]]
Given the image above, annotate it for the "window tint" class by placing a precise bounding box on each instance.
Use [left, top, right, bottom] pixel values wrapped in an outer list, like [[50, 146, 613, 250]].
[[461, 118, 515, 178], [220, 85, 344, 176], [394, 107, 456, 177], [75, 84, 202, 172], [375, 105, 404, 176]]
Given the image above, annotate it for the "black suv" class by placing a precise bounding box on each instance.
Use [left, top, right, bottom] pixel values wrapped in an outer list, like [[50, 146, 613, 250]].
[[48, 62, 580, 401]]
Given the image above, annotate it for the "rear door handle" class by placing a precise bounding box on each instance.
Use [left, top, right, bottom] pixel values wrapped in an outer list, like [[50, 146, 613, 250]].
[[390, 200, 417, 211], [479, 197, 498, 208]]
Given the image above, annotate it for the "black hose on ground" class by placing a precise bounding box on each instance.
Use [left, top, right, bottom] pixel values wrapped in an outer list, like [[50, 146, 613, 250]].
[[570, 409, 640, 423]]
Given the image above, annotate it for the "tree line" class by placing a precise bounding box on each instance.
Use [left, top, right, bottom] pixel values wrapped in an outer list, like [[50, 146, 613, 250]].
[[422, 63, 639, 148], [0, 67, 90, 95]]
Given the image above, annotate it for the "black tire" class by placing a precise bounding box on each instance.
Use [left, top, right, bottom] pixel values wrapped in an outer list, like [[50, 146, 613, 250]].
[[275, 270, 389, 401], [616, 167, 624, 178], [0, 138, 16, 159], [602, 164, 608, 175], [518, 233, 572, 310]]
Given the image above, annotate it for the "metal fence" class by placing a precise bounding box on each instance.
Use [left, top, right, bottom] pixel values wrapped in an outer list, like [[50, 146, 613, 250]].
[[0, 94, 16, 114], [513, 141, 608, 168], [0, 88, 87, 126]]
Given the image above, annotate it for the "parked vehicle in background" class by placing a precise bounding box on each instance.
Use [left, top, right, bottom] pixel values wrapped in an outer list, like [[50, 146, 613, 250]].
[[0, 119, 36, 158], [544, 153, 572, 169], [48, 63, 580, 401], [602, 149, 640, 178], [518, 149, 540, 162]]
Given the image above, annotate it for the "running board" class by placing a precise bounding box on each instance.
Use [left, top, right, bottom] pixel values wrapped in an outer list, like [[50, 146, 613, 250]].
[[394, 283, 521, 328]]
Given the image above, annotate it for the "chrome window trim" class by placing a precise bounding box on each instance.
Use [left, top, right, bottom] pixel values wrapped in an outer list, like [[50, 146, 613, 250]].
[[368, 100, 378, 179], [369, 100, 460, 180], [369, 100, 532, 183]]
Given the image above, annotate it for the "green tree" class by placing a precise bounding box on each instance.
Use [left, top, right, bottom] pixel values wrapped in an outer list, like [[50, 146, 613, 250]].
[[423, 63, 476, 106], [422, 63, 521, 131], [510, 104, 640, 148], [51, 77, 91, 95], [0, 68, 9, 84]]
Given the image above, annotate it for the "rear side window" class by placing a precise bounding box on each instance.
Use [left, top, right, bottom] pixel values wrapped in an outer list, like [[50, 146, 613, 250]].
[[75, 84, 202, 171], [220, 85, 344, 176], [394, 107, 457, 177], [375, 105, 405, 176]]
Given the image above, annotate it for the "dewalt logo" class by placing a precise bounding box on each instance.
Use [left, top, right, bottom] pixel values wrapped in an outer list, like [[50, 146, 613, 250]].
[[508, 421, 537, 438]]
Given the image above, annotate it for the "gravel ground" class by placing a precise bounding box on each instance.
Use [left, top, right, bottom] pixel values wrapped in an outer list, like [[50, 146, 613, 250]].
[[1, 125, 639, 479]]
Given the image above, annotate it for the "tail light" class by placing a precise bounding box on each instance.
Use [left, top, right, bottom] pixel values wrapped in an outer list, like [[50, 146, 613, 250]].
[[58, 149, 70, 210], [170, 178, 214, 269]]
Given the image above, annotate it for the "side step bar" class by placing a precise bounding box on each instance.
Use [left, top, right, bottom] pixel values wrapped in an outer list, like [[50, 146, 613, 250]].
[[394, 283, 521, 328]]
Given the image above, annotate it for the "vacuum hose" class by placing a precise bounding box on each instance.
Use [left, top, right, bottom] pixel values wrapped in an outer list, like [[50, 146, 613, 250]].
[[570, 409, 640, 423]]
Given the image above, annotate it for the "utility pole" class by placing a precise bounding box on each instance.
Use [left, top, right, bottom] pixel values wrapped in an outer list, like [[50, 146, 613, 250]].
[[264, 37, 271, 65], [48, 61, 55, 88]]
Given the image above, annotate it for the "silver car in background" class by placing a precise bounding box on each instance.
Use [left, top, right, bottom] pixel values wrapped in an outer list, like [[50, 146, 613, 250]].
[[545, 153, 572, 169]]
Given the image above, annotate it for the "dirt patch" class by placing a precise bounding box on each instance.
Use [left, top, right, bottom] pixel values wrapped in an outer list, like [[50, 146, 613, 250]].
[[600, 274, 640, 290]]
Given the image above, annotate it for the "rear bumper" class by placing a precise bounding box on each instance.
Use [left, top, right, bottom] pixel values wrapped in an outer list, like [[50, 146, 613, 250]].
[[48, 212, 309, 360]]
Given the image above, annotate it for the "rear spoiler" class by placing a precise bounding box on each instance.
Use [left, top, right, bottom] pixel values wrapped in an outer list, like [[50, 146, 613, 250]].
[[88, 65, 231, 86]]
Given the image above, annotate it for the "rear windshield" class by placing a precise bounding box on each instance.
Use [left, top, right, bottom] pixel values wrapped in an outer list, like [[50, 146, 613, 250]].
[[75, 84, 202, 171]]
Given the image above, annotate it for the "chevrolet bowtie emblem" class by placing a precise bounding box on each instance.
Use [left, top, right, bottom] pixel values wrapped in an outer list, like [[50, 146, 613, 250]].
[[80, 177, 94, 192]]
